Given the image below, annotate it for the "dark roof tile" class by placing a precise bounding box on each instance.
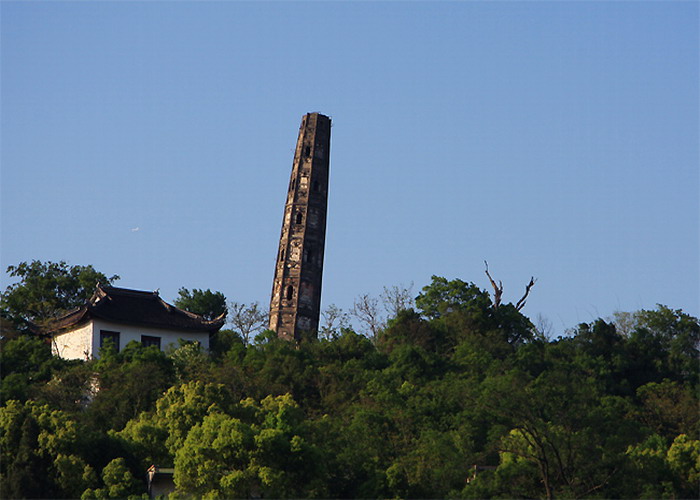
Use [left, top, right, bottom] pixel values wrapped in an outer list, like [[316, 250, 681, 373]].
[[47, 285, 225, 333]]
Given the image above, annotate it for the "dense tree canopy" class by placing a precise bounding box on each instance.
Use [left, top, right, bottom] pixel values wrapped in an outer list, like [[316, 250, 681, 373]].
[[173, 287, 227, 321], [1, 261, 119, 332], [1, 266, 698, 499]]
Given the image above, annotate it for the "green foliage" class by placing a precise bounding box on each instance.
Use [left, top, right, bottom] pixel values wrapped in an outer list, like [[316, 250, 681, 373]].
[[415, 276, 534, 352], [55, 454, 98, 499], [174, 287, 227, 321], [81, 458, 142, 499], [114, 418, 170, 471], [1, 260, 119, 330], [2, 267, 698, 499], [168, 340, 210, 382], [379, 309, 443, 355], [666, 434, 700, 495], [209, 328, 245, 359], [0, 400, 105, 498], [0, 334, 66, 404], [636, 379, 699, 439], [172, 394, 328, 498], [624, 433, 700, 499], [415, 276, 491, 321], [636, 305, 700, 383], [137, 380, 235, 457], [86, 342, 176, 432], [173, 412, 255, 498]]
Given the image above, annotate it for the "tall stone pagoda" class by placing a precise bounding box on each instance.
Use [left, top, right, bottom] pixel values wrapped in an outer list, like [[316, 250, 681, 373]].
[[269, 113, 331, 340]]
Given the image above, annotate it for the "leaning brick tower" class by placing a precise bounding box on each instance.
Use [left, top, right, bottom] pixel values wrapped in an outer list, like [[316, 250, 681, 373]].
[[269, 113, 331, 341]]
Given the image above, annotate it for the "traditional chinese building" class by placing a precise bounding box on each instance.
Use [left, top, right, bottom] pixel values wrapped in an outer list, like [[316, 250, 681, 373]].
[[48, 284, 225, 359]]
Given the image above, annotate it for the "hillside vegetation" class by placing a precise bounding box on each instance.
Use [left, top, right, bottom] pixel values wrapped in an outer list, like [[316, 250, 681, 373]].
[[1, 263, 698, 499]]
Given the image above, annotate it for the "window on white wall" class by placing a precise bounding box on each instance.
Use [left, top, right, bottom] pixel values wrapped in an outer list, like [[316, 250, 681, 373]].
[[141, 335, 161, 349], [100, 330, 120, 352]]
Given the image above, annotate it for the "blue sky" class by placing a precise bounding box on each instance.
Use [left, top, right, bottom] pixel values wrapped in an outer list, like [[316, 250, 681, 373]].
[[2, 1, 698, 335]]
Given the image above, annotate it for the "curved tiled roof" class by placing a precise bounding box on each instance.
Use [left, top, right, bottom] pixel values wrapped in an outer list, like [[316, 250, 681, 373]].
[[47, 285, 226, 333]]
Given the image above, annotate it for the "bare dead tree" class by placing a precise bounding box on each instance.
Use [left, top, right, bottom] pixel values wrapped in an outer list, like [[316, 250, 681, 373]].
[[484, 261, 503, 308], [320, 304, 350, 340], [535, 313, 554, 341], [515, 277, 537, 311], [484, 261, 536, 311], [380, 282, 415, 318], [228, 301, 269, 345], [351, 293, 384, 342]]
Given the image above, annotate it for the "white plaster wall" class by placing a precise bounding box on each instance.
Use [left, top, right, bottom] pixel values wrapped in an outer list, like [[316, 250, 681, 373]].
[[53, 319, 210, 360], [91, 319, 210, 358], [52, 323, 93, 360]]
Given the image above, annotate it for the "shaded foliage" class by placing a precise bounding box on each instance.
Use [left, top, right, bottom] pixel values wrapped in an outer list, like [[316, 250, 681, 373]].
[[173, 287, 227, 321], [1, 269, 698, 499], [1, 260, 119, 331]]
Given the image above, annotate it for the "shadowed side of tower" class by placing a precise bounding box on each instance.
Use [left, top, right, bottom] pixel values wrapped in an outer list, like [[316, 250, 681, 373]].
[[269, 113, 331, 341]]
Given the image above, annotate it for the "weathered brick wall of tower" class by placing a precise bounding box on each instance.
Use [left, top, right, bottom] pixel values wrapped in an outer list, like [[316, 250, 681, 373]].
[[269, 113, 331, 341]]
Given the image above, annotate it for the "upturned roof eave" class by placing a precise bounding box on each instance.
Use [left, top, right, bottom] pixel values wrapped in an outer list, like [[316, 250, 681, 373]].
[[46, 286, 226, 334], [50, 314, 220, 335], [42, 306, 91, 335]]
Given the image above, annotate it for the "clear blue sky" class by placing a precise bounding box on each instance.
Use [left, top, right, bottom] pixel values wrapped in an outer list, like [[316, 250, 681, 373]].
[[2, 1, 698, 335]]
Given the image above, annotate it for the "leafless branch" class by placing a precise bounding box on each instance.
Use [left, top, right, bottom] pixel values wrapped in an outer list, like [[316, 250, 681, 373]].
[[352, 293, 384, 342], [228, 301, 268, 345], [484, 261, 503, 308], [380, 282, 415, 318], [515, 277, 537, 311], [320, 304, 349, 340], [535, 313, 554, 341]]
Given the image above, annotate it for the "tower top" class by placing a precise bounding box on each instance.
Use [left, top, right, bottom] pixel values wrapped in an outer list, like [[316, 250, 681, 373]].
[[301, 112, 331, 126]]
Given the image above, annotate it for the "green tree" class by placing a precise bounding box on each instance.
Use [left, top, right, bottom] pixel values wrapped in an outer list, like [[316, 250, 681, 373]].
[[173, 412, 255, 498], [113, 418, 170, 472], [415, 276, 533, 352], [1, 260, 119, 331], [54, 454, 98, 499], [636, 305, 700, 383], [385, 428, 466, 498], [85, 342, 176, 432], [241, 334, 323, 410], [0, 334, 64, 404], [666, 434, 700, 497], [4, 413, 53, 498], [475, 364, 640, 500], [624, 433, 700, 498], [174, 287, 227, 321], [172, 394, 328, 498], [0, 400, 98, 498], [624, 434, 674, 498], [120, 381, 235, 460], [415, 276, 491, 321], [168, 340, 211, 382], [208, 328, 244, 360], [379, 309, 445, 355], [34, 361, 99, 413], [81, 457, 142, 499], [636, 379, 699, 439]]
